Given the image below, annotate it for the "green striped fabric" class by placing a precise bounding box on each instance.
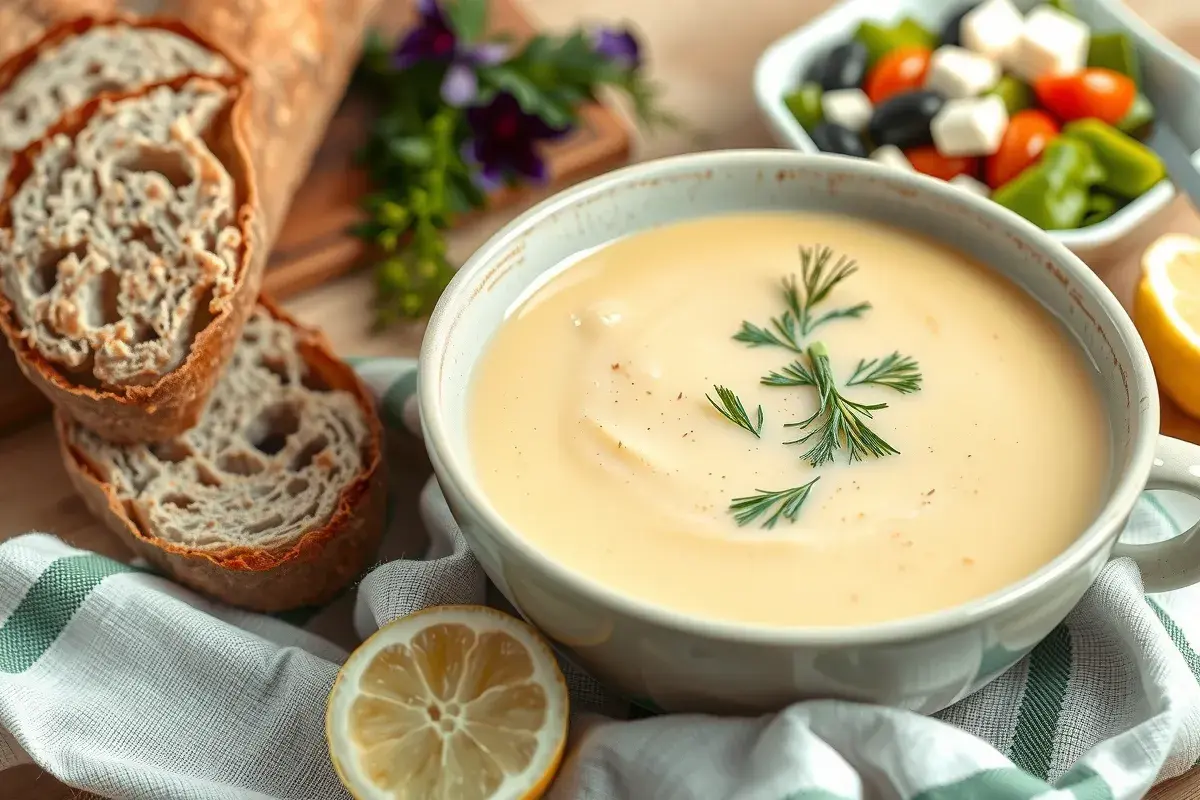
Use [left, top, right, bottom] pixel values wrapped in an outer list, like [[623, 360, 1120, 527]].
[[0, 554, 135, 674]]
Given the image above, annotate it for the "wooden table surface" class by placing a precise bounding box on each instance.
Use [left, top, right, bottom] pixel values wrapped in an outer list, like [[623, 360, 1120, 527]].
[[6, 0, 1200, 797]]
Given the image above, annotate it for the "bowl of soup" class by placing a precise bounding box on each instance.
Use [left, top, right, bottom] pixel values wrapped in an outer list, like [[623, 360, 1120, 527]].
[[419, 149, 1200, 715]]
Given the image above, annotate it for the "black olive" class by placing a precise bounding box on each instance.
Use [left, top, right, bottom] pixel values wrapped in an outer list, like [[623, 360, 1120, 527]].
[[813, 40, 870, 92], [867, 90, 945, 150], [810, 122, 867, 158], [939, 5, 977, 47]]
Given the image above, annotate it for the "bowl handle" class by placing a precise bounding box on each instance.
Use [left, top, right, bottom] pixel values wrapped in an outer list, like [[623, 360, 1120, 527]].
[[1112, 435, 1200, 591]]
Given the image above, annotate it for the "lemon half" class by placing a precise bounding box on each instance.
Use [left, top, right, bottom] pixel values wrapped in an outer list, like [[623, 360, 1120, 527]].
[[1134, 233, 1200, 420], [326, 605, 569, 800]]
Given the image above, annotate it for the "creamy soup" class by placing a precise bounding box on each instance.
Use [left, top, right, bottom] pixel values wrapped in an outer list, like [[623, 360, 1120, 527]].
[[468, 212, 1110, 626]]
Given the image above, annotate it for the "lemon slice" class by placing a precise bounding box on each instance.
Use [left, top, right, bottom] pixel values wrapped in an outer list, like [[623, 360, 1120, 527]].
[[1134, 233, 1200, 419], [326, 605, 569, 800]]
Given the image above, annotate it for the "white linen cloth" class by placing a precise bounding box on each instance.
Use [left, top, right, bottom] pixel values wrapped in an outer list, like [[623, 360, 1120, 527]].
[[3, 357, 1200, 799]]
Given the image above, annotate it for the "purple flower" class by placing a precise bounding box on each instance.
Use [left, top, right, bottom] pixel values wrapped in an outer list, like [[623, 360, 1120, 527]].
[[466, 92, 571, 190], [592, 27, 642, 70], [392, 0, 508, 107]]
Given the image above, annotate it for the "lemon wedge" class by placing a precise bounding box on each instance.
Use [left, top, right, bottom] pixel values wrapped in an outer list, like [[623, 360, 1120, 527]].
[[326, 605, 569, 800], [1134, 233, 1200, 419]]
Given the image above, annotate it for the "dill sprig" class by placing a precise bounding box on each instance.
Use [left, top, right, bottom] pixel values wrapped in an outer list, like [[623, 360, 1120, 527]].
[[785, 341, 900, 467], [847, 352, 923, 394], [733, 245, 871, 352], [730, 479, 820, 528], [761, 360, 816, 387], [706, 385, 764, 438]]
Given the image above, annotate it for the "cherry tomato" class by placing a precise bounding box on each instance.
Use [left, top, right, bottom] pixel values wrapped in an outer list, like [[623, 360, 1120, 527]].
[[864, 47, 932, 104], [904, 146, 978, 181], [1033, 68, 1136, 124], [985, 110, 1060, 189]]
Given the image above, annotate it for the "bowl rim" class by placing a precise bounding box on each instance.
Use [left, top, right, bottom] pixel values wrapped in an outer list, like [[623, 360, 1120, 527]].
[[419, 148, 1159, 647], [749, 0, 1179, 252]]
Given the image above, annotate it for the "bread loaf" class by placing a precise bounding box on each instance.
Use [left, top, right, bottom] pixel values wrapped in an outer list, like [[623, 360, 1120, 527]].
[[0, 5, 379, 433], [0, 74, 263, 443], [58, 299, 385, 612]]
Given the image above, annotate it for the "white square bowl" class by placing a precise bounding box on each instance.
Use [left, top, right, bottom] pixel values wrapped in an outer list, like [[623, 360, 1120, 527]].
[[753, 0, 1186, 263]]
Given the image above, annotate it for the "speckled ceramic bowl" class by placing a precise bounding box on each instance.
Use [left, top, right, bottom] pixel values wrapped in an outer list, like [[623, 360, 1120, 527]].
[[419, 150, 1200, 715]]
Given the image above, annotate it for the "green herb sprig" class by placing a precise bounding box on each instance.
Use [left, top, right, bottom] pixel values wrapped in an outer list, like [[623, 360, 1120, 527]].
[[733, 245, 871, 351], [714, 246, 924, 529], [785, 342, 900, 468], [705, 385, 763, 438], [729, 480, 821, 528], [847, 352, 923, 394]]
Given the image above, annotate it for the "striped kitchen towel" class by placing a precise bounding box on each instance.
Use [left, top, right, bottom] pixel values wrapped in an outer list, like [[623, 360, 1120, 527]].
[[2, 356, 1200, 799]]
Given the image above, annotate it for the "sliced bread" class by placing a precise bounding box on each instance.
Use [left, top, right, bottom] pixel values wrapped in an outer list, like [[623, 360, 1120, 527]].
[[0, 17, 233, 190], [0, 72, 264, 443], [58, 299, 386, 612]]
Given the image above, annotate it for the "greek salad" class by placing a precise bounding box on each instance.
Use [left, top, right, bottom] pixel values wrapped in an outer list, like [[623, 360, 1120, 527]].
[[783, 0, 1167, 231]]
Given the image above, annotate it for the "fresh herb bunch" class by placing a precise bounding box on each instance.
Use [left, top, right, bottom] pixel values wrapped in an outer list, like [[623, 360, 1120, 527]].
[[710, 246, 924, 528], [353, 0, 676, 325]]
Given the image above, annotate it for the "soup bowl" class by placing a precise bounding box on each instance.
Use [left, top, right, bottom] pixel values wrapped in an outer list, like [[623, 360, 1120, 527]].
[[419, 149, 1200, 715]]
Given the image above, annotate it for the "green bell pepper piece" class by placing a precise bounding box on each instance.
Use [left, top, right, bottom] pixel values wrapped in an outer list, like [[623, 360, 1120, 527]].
[[1047, 0, 1076, 15], [1088, 32, 1141, 87], [987, 75, 1034, 116], [855, 18, 936, 66], [1116, 93, 1155, 140], [896, 17, 936, 49], [993, 169, 1089, 230], [1081, 192, 1123, 227], [1040, 137, 1107, 188], [783, 82, 824, 132], [992, 138, 1105, 230], [1062, 118, 1166, 198]]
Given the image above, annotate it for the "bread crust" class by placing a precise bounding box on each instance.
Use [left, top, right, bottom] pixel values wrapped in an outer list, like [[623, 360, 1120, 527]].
[[57, 296, 387, 612], [0, 14, 236, 101], [0, 68, 266, 444]]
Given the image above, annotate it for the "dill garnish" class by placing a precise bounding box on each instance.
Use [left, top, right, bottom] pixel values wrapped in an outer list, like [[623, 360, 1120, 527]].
[[761, 360, 816, 387], [733, 245, 871, 352], [730, 479, 820, 528], [784, 341, 900, 468], [705, 385, 764, 438], [847, 352, 923, 394]]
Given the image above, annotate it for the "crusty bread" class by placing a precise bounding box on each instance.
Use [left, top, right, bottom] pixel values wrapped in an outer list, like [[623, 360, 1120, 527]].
[[58, 299, 386, 612], [0, 16, 237, 435], [0, 73, 264, 443], [0, 8, 379, 435], [0, 17, 232, 190]]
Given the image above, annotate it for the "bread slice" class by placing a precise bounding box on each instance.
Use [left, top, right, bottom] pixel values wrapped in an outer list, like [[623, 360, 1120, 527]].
[[58, 299, 386, 613], [0, 17, 235, 436], [0, 17, 233, 190], [0, 72, 263, 443]]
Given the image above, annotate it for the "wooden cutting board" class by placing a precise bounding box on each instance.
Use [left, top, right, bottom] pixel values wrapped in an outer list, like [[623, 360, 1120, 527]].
[[0, 0, 632, 434]]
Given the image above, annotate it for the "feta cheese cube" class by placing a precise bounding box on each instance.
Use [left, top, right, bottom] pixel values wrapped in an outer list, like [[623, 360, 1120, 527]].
[[821, 88, 873, 134], [1012, 5, 1090, 81], [924, 45, 1001, 99], [931, 95, 1009, 157], [870, 145, 914, 171], [949, 173, 992, 197], [961, 0, 1024, 66]]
